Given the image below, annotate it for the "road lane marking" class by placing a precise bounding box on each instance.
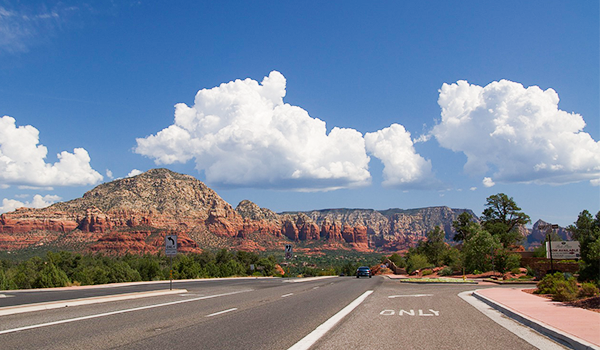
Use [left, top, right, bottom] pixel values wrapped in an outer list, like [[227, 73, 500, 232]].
[[388, 294, 433, 298], [283, 276, 337, 283], [0, 289, 188, 317], [380, 309, 440, 316], [288, 290, 373, 350], [281, 293, 294, 298], [0, 289, 251, 335], [206, 308, 238, 317]]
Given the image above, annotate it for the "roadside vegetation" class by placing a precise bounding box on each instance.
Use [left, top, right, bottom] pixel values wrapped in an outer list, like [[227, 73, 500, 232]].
[[0, 249, 279, 290], [384, 193, 599, 288]]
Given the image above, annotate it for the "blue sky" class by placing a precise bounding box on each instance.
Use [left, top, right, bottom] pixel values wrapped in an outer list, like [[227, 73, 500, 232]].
[[0, 1, 598, 227]]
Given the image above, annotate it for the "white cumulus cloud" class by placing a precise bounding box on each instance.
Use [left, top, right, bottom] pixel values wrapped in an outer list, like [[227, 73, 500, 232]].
[[136, 71, 373, 191], [0, 194, 61, 214], [432, 80, 600, 185], [482, 177, 495, 187], [364, 124, 438, 189], [127, 169, 142, 178], [0, 116, 103, 187]]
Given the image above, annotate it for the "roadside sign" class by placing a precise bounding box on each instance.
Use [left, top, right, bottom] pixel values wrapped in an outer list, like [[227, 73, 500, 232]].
[[165, 235, 178, 256], [546, 241, 580, 260], [285, 244, 293, 259]]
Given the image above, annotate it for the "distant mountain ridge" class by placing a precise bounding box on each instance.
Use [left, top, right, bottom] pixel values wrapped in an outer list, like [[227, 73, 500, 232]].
[[0, 168, 543, 254]]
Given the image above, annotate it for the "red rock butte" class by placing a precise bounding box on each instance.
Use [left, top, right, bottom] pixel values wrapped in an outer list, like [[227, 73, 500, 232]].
[[0, 168, 487, 255]]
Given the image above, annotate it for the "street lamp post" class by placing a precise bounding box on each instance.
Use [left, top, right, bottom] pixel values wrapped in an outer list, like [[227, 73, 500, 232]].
[[539, 223, 559, 273]]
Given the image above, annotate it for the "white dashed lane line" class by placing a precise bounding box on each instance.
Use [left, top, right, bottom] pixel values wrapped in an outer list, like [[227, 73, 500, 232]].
[[206, 308, 238, 317]]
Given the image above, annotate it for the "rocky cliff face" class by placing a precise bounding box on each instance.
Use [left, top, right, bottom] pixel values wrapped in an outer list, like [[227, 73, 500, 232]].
[[0, 168, 515, 255], [526, 220, 572, 247]]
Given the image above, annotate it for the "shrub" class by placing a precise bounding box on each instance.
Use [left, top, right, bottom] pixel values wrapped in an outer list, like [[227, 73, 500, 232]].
[[439, 266, 454, 276], [387, 253, 406, 268], [422, 269, 433, 276], [525, 265, 535, 277], [535, 272, 564, 294], [552, 278, 578, 302], [510, 268, 522, 275], [579, 282, 600, 298], [506, 254, 521, 271], [406, 253, 431, 274]]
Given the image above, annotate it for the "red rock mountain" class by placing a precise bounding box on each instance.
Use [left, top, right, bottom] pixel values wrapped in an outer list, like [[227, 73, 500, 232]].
[[0, 168, 477, 254]]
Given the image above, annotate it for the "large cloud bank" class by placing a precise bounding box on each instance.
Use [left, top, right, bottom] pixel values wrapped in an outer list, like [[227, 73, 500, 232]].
[[432, 80, 600, 185], [136, 71, 435, 191], [0, 116, 103, 187]]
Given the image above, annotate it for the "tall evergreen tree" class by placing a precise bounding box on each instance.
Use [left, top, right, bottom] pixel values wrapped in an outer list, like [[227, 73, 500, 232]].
[[481, 193, 530, 248]]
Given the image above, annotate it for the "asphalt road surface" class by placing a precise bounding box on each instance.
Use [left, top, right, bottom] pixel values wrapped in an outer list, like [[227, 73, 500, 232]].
[[0, 277, 563, 349]]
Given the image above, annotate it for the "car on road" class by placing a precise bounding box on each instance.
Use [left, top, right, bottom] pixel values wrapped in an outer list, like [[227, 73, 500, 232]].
[[356, 266, 372, 278]]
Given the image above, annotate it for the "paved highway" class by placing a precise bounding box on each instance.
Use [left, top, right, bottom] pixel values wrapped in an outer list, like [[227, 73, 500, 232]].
[[0, 277, 564, 349]]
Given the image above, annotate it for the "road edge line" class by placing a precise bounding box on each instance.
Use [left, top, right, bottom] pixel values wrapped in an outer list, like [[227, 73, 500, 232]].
[[287, 290, 373, 350], [0, 289, 251, 335]]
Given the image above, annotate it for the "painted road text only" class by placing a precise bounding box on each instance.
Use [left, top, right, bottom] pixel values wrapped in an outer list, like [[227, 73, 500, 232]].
[[380, 309, 440, 316]]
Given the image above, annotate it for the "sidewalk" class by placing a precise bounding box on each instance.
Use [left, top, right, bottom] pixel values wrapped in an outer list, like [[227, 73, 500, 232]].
[[474, 287, 600, 350], [385, 275, 599, 349]]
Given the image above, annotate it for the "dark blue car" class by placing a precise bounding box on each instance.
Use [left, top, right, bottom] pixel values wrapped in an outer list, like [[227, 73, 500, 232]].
[[356, 266, 372, 278]]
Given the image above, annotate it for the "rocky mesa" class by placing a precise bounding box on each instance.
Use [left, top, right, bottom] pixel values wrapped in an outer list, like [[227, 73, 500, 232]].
[[1, 168, 483, 254]]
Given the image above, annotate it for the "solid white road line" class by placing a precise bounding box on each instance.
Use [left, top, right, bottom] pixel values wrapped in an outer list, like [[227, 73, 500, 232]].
[[288, 290, 373, 350], [283, 276, 338, 283], [388, 294, 433, 298], [206, 308, 238, 317], [0, 289, 251, 335], [0, 289, 188, 317], [281, 293, 294, 298]]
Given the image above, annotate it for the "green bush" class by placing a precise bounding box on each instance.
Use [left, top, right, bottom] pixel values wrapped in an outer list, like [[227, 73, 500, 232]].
[[422, 269, 433, 276], [552, 278, 578, 302], [535, 272, 565, 294], [34, 262, 69, 288], [439, 266, 453, 276], [386, 253, 406, 268], [510, 268, 522, 275], [579, 282, 599, 298], [525, 265, 535, 277], [406, 253, 431, 274]]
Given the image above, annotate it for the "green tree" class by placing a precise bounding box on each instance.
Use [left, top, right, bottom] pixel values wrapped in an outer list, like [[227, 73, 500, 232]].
[[34, 262, 70, 288], [462, 230, 501, 273], [385, 253, 406, 269], [421, 226, 447, 266], [0, 268, 15, 290], [12, 257, 43, 289], [481, 193, 530, 248], [256, 256, 277, 276], [452, 212, 479, 243], [406, 253, 432, 274], [442, 247, 462, 272], [568, 210, 600, 282]]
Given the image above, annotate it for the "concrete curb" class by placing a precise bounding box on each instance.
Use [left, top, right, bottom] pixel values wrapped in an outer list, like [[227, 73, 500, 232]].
[[398, 280, 478, 285], [0, 289, 188, 317], [472, 290, 600, 350], [385, 276, 477, 284]]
